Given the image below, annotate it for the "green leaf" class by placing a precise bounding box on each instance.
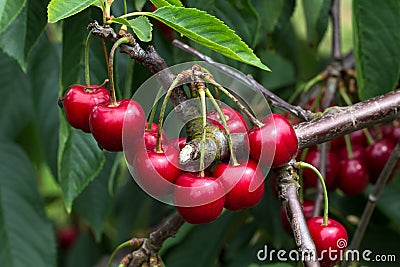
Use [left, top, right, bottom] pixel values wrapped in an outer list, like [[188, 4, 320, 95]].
[[259, 51, 295, 90], [0, 0, 26, 35], [212, 0, 260, 48], [58, 9, 105, 212], [129, 16, 152, 42], [0, 0, 49, 72], [374, 183, 400, 229], [73, 153, 115, 241], [254, 0, 283, 34], [150, 0, 183, 8], [353, 0, 400, 100], [135, 0, 147, 11], [149, 6, 269, 71], [0, 142, 56, 267], [58, 124, 105, 212], [302, 0, 330, 48], [110, 16, 153, 42], [0, 51, 33, 139], [47, 0, 98, 23], [28, 38, 60, 177]]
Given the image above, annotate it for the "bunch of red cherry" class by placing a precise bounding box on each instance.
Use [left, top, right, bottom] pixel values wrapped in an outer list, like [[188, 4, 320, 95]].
[[299, 122, 399, 196], [60, 80, 349, 267]]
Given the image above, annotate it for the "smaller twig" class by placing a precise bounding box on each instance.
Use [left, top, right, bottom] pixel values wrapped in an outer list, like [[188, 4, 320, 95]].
[[149, 213, 186, 251], [341, 143, 400, 267], [172, 40, 313, 121], [330, 0, 342, 61], [277, 163, 320, 267]]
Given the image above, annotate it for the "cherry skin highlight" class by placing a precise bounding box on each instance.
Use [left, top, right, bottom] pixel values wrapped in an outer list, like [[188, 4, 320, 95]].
[[212, 159, 264, 210], [63, 84, 110, 133]]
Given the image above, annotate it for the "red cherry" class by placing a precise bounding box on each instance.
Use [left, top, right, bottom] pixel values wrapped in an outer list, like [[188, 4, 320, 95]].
[[338, 159, 369, 195], [307, 217, 348, 267], [348, 129, 368, 147], [302, 150, 340, 191], [174, 173, 225, 224], [143, 122, 167, 149], [57, 227, 78, 250], [207, 106, 248, 134], [212, 159, 264, 210], [280, 200, 315, 235], [132, 144, 182, 196], [89, 99, 145, 151], [389, 125, 400, 142], [63, 84, 110, 132], [248, 114, 298, 168], [338, 144, 367, 163], [365, 139, 396, 183]]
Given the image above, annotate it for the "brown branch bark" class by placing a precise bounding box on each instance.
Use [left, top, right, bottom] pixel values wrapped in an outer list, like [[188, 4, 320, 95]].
[[276, 163, 320, 267], [295, 89, 400, 149]]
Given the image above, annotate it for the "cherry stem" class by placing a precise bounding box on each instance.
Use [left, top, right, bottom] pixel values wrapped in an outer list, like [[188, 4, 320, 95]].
[[203, 75, 264, 128], [298, 161, 329, 226], [344, 134, 353, 159], [108, 37, 131, 106], [198, 87, 207, 177], [156, 74, 183, 153], [338, 86, 353, 106], [147, 86, 164, 131], [108, 239, 140, 267], [123, 0, 127, 14], [98, 0, 106, 23], [363, 128, 375, 145], [101, 38, 109, 65], [204, 88, 239, 166], [289, 71, 327, 104], [84, 29, 94, 89]]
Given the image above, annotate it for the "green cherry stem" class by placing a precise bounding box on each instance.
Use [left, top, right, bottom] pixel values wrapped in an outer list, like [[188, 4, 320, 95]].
[[204, 88, 239, 166], [108, 239, 138, 267], [108, 37, 131, 106], [156, 74, 184, 153], [344, 134, 353, 159], [123, 0, 127, 14], [204, 75, 264, 128], [84, 29, 94, 89], [147, 86, 164, 131], [298, 161, 329, 226], [198, 87, 207, 177]]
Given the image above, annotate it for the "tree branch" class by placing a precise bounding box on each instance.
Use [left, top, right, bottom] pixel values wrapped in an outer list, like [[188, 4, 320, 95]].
[[172, 39, 313, 121], [295, 89, 400, 149], [276, 163, 320, 267], [330, 0, 342, 61]]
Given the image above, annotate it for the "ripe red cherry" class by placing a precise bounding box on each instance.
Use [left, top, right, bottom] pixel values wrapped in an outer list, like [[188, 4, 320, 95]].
[[132, 144, 182, 196], [212, 159, 264, 211], [89, 99, 145, 151], [280, 200, 315, 235], [338, 159, 369, 195], [338, 144, 367, 163], [248, 114, 298, 168], [57, 227, 78, 250], [365, 139, 396, 183], [302, 150, 340, 191], [207, 106, 248, 134], [307, 217, 348, 267], [63, 84, 110, 132], [174, 173, 225, 224], [143, 122, 167, 149]]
